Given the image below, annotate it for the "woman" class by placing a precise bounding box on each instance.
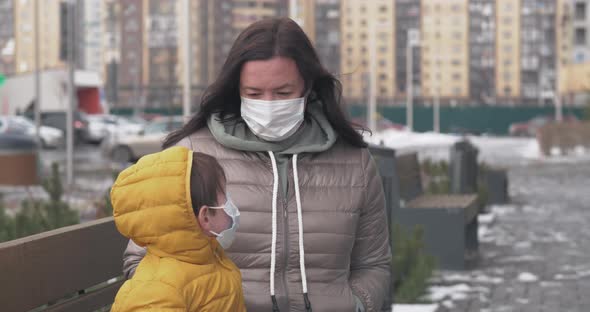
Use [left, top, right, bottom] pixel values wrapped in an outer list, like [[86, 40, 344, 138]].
[[124, 17, 391, 312]]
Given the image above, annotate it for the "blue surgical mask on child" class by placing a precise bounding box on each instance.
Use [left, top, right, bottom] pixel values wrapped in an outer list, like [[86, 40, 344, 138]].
[[208, 195, 240, 249]]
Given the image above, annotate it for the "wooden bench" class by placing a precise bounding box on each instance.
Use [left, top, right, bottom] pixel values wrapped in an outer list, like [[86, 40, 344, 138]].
[[395, 152, 479, 270], [0, 217, 127, 311]]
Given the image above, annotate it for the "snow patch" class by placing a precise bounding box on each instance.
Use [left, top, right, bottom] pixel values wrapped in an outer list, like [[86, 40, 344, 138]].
[[499, 255, 544, 263], [478, 212, 496, 225], [425, 284, 472, 302], [515, 241, 532, 249], [392, 304, 439, 312], [518, 272, 539, 282]]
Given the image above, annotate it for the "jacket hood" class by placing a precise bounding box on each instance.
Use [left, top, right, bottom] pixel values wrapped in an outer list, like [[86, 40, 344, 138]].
[[207, 97, 337, 154], [111, 146, 220, 264]]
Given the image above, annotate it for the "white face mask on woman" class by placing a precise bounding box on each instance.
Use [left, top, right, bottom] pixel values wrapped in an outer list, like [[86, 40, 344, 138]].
[[240, 96, 305, 142]]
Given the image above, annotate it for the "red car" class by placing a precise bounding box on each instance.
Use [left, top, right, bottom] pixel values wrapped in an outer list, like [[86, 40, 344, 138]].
[[509, 115, 579, 137]]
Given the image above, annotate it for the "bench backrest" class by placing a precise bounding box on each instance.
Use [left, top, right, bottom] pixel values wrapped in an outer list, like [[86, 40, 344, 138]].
[[0, 217, 128, 312], [368, 145, 401, 227], [395, 152, 423, 201]]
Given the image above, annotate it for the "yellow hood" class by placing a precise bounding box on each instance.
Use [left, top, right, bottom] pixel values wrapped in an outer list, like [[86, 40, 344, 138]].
[[111, 146, 219, 264]]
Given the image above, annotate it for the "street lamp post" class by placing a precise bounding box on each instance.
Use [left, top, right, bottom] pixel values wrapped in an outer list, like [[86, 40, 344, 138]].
[[182, 0, 191, 121], [367, 18, 378, 132], [34, 0, 41, 143], [406, 29, 420, 132], [433, 55, 441, 133]]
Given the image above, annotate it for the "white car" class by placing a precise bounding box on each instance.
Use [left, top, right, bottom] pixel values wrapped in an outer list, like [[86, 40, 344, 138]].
[[0, 116, 64, 148], [86, 114, 144, 143], [102, 116, 183, 163]]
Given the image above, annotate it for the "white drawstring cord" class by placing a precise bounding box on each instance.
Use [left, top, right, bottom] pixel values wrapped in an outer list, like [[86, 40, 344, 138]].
[[293, 154, 312, 311], [268, 152, 280, 312], [267, 152, 312, 312]]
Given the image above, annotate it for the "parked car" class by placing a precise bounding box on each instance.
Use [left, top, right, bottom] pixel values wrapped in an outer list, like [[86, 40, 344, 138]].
[[2, 116, 64, 148], [509, 115, 579, 137], [86, 114, 144, 144], [0, 116, 29, 135], [102, 116, 184, 163], [25, 111, 90, 144]]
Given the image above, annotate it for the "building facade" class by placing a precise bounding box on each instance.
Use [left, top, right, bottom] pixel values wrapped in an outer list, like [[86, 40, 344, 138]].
[[495, 0, 521, 100], [14, 0, 63, 74], [395, 0, 421, 101], [0, 0, 15, 75], [469, 0, 496, 104], [341, 0, 396, 104], [520, 0, 557, 105], [421, 0, 470, 102], [558, 0, 590, 99]]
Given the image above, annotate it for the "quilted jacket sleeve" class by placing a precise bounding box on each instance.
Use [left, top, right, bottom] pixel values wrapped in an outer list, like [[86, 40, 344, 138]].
[[349, 149, 392, 312]]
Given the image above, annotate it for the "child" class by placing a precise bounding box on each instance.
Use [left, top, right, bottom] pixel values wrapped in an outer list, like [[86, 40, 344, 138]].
[[110, 146, 246, 312]]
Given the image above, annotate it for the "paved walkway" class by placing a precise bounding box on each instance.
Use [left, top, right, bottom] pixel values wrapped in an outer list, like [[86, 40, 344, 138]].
[[427, 160, 590, 312]]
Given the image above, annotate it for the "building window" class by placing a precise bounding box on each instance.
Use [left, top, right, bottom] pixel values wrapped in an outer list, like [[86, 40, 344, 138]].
[[380, 87, 388, 95], [379, 5, 387, 13], [575, 2, 586, 20], [452, 73, 461, 80], [503, 17, 512, 24], [503, 31, 512, 39], [379, 59, 386, 66], [504, 86, 512, 95], [451, 4, 461, 12], [360, 5, 366, 13], [503, 45, 512, 53], [453, 87, 462, 95], [361, 19, 367, 26], [575, 28, 587, 45], [451, 59, 461, 66], [503, 72, 511, 80], [453, 32, 462, 40]]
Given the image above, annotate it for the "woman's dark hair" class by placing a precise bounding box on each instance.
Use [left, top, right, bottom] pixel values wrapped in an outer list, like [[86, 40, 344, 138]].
[[163, 17, 367, 149], [190, 152, 226, 217]]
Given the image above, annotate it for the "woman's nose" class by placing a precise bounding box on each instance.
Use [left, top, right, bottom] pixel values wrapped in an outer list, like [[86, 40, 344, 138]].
[[260, 93, 275, 101]]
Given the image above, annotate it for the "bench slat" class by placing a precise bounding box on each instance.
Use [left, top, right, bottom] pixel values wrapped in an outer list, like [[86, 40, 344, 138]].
[[44, 280, 124, 312], [406, 194, 479, 224], [0, 217, 128, 312]]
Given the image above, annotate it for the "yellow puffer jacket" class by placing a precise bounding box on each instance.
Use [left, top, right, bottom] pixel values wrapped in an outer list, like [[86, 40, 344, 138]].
[[110, 146, 246, 312]]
